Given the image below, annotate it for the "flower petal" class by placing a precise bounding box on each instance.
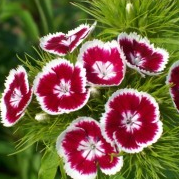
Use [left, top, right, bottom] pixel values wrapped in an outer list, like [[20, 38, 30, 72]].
[[166, 60, 179, 112], [1, 66, 33, 127], [68, 21, 97, 53], [57, 127, 97, 179], [40, 22, 96, 56], [78, 39, 126, 86], [118, 32, 169, 76], [40, 32, 67, 56], [33, 59, 90, 115], [56, 117, 123, 179], [101, 88, 162, 153]]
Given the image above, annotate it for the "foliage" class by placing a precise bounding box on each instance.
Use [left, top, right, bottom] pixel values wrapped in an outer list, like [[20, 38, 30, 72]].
[[1, 0, 179, 179], [0, 0, 87, 179]]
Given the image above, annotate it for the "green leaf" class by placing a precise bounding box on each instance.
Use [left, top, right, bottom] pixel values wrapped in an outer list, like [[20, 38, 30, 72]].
[[38, 146, 59, 179], [109, 175, 126, 179], [0, 141, 15, 154], [59, 158, 67, 179], [0, 2, 39, 41]]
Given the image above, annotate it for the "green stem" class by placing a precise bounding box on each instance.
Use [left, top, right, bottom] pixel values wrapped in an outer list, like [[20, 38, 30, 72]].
[[34, 0, 48, 35]]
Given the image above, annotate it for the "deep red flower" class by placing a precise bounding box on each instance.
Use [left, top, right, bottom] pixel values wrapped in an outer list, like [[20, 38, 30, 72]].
[[77, 39, 126, 86], [56, 117, 123, 179], [118, 32, 169, 76], [33, 59, 90, 115], [40, 22, 96, 56], [100, 89, 162, 153], [166, 61, 179, 112], [1, 66, 33, 127]]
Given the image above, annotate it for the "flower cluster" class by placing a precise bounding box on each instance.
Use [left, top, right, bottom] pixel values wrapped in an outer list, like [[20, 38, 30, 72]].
[[1, 21, 174, 179]]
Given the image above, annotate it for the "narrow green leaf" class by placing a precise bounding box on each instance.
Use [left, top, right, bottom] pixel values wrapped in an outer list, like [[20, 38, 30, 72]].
[[34, 0, 49, 34], [40, 0, 54, 32], [38, 146, 59, 179], [0, 2, 39, 41], [59, 158, 67, 179]]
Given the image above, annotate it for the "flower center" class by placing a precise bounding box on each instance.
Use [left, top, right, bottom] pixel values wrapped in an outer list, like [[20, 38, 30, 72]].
[[77, 136, 105, 161], [61, 35, 76, 46], [92, 61, 116, 80], [121, 111, 142, 132], [53, 80, 71, 97], [10, 88, 23, 108], [130, 52, 144, 67]]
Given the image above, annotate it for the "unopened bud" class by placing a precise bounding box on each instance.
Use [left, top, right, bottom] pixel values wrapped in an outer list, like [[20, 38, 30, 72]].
[[126, 2, 133, 14], [89, 86, 100, 97], [35, 112, 49, 121]]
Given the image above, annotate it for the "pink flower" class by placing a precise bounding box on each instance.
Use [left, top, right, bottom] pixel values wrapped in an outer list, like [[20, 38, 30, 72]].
[[166, 61, 179, 112], [56, 117, 123, 179], [77, 39, 126, 86], [118, 32, 169, 76], [33, 59, 90, 115], [40, 22, 96, 56], [1, 66, 33, 127], [101, 89, 163, 153]]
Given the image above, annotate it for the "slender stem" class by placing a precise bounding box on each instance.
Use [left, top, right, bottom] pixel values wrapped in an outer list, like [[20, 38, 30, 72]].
[[34, 0, 48, 34]]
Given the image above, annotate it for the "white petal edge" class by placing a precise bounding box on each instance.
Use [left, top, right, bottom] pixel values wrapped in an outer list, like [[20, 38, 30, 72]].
[[166, 60, 179, 112], [113, 131, 144, 154], [39, 32, 66, 56], [56, 126, 97, 179], [68, 21, 97, 53], [33, 59, 90, 115], [1, 66, 33, 127], [33, 59, 73, 115], [100, 88, 160, 147], [137, 120, 163, 148], [118, 32, 169, 76], [77, 39, 126, 86], [100, 156, 123, 175]]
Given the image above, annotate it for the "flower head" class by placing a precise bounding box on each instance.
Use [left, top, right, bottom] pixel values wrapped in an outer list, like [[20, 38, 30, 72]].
[[166, 61, 179, 112], [40, 22, 96, 56], [1, 66, 33, 127], [33, 59, 90, 115], [78, 39, 126, 86], [56, 117, 123, 179], [118, 32, 169, 76], [101, 88, 163, 153]]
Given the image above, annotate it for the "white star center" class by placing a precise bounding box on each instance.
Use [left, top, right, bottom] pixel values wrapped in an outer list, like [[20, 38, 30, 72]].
[[121, 111, 142, 132], [61, 35, 76, 46], [92, 61, 116, 80], [53, 80, 71, 97], [77, 136, 105, 161], [130, 53, 144, 67], [10, 88, 23, 108]]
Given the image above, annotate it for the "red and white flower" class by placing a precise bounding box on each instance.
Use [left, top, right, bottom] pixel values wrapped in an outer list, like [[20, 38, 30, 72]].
[[56, 117, 123, 179], [100, 88, 163, 153], [33, 59, 90, 115], [77, 39, 126, 86], [118, 32, 169, 76], [40, 22, 96, 56], [1, 66, 33, 127], [166, 61, 179, 112]]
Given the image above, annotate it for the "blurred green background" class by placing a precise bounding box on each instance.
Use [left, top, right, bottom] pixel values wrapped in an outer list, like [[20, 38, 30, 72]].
[[0, 0, 87, 178]]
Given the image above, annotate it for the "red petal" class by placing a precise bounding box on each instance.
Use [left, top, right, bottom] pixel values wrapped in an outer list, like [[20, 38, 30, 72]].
[[118, 32, 168, 76], [1, 66, 32, 127], [78, 40, 126, 86]]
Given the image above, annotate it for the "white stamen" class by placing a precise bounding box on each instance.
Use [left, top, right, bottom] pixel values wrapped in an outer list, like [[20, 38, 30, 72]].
[[92, 61, 116, 80], [61, 35, 76, 46], [9, 88, 23, 108], [121, 111, 142, 132], [77, 136, 105, 161], [130, 53, 144, 67], [53, 79, 71, 97]]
